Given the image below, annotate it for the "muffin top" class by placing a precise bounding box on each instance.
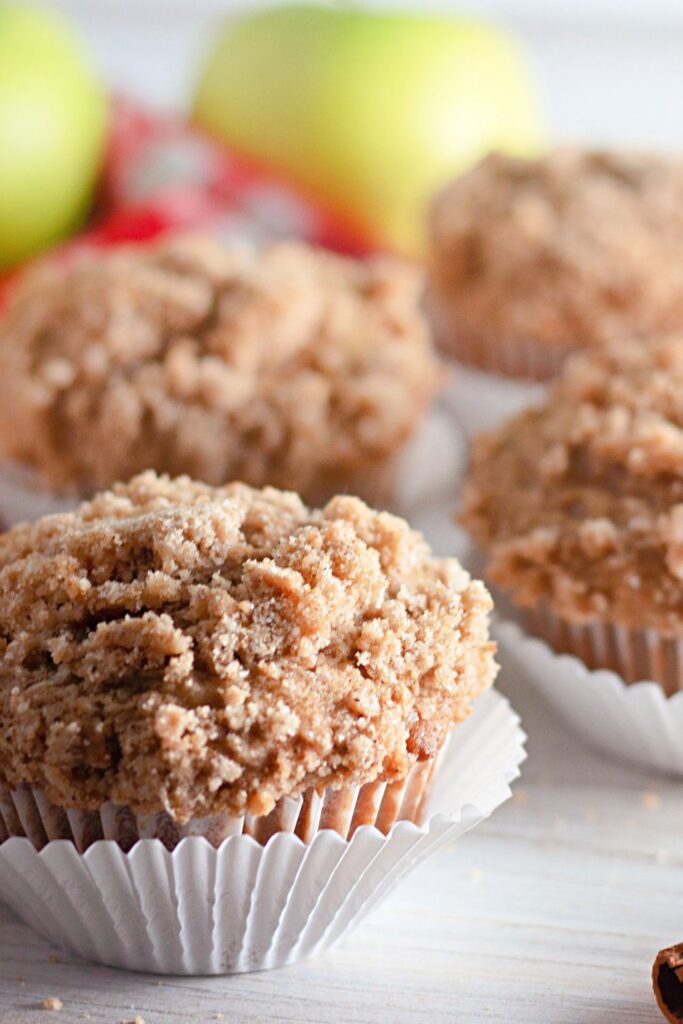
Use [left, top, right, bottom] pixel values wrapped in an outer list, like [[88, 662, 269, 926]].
[[429, 149, 683, 354], [0, 472, 496, 821], [461, 336, 683, 634], [0, 236, 438, 503]]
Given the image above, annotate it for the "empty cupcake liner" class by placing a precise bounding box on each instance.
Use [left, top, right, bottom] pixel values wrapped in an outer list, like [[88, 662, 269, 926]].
[[495, 615, 683, 776], [0, 688, 525, 974], [0, 754, 439, 854]]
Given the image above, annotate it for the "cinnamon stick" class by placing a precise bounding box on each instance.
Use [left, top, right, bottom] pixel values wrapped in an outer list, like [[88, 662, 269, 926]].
[[653, 944, 683, 1022]]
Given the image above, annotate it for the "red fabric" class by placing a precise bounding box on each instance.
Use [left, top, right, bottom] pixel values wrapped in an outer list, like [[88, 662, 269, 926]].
[[0, 98, 374, 308]]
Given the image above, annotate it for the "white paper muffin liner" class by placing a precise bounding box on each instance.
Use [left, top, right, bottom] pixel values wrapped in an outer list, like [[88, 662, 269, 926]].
[[0, 406, 463, 529], [495, 616, 683, 776], [448, 329, 571, 383], [521, 603, 683, 696], [0, 752, 440, 854], [0, 688, 525, 974], [428, 293, 573, 381]]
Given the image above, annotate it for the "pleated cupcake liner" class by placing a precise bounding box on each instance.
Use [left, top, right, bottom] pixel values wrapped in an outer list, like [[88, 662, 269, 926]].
[[495, 615, 683, 777], [444, 329, 571, 383], [0, 754, 439, 854], [428, 298, 571, 439], [521, 604, 683, 696], [0, 688, 526, 974], [428, 293, 574, 382]]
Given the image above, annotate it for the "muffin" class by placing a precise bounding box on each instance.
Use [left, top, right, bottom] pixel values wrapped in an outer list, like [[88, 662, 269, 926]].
[[428, 150, 683, 434], [461, 334, 683, 695], [0, 471, 497, 852], [0, 235, 439, 524]]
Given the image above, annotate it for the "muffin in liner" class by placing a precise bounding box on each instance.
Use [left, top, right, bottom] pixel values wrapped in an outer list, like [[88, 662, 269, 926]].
[[0, 235, 440, 522], [0, 689, 525, 975], [461, 532, 683, 776], [0, 471, 502, 972], [429, 149, 683, 438], [459, 335, 683, 771]]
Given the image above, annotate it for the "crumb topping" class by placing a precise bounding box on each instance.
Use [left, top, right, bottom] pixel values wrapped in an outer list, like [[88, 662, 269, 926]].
[[429, 150, 683, 358], [462, 336, 683, 633], [0, 236, 437, 502], [0, 472, 496, 821]]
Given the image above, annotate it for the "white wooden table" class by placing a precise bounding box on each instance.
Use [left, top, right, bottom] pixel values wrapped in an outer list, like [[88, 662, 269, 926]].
[[1, 630, 681, 1022]]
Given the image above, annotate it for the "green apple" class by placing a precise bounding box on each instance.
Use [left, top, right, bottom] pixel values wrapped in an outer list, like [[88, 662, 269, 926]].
[[0, 3, 107, 269], [194, 5, 543, 256]]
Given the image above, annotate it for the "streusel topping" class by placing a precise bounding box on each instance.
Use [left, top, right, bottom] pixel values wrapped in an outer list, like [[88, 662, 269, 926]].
[[0, 472, 496, 821], [429, 150, 683, 358], [0, 236, 438, 503], [462, 336, 683, 633]]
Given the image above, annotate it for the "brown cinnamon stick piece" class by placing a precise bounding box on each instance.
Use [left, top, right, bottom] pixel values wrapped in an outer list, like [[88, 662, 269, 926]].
[[653, 944, 683, 1022]]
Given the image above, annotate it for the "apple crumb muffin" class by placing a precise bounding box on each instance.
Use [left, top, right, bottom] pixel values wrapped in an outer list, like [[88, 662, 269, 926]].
[[0, 471, 497, 825], [0, 235, 439, 506], [429, 149, 683, 380], [462, 336, 683, 691]]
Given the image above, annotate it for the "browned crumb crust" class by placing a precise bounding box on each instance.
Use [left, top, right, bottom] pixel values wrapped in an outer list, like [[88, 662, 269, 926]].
[[461, 336, 683, 634], [0, 236, 438, 504], [429, 149, 683, 365], [0, 472, 496, 822]]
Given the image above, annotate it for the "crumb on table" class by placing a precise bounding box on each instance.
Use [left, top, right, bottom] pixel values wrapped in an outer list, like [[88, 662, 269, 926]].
[[42, 997, 63, 1012]]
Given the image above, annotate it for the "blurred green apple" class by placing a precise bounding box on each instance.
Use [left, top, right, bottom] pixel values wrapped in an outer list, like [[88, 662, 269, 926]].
[[194, 5, 543, 255], [0, 3, 107, 269]]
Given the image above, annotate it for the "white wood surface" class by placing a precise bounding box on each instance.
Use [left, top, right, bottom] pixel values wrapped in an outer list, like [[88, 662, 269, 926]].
[[1, 628, 681, 1022]]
